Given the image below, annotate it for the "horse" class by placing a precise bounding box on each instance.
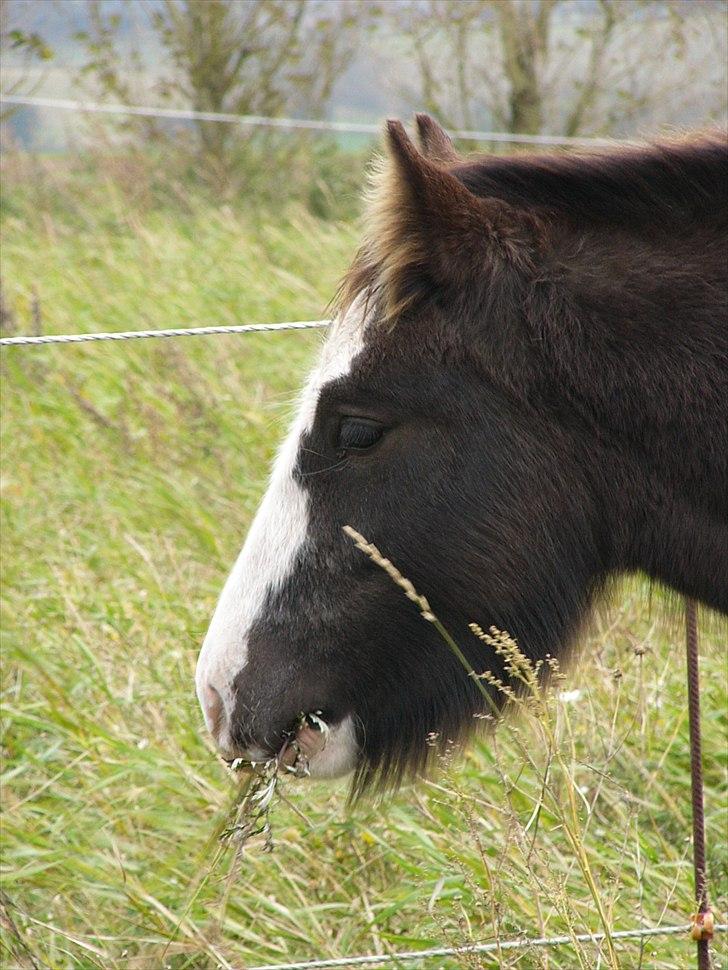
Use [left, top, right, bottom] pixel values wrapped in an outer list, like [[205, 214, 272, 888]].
[[196, 116, 727, 792]]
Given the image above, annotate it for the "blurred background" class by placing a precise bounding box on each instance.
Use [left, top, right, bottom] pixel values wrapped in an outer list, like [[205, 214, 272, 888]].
[[1, 4, 727, 970], [2, 0, 727, 218]]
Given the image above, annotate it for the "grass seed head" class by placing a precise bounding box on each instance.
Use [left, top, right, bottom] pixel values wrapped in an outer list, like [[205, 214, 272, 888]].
[[343, 525, 435, 620]]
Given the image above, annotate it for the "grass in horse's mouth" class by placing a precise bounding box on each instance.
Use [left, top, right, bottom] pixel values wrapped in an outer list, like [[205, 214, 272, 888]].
[[219, 712, 330, 852]]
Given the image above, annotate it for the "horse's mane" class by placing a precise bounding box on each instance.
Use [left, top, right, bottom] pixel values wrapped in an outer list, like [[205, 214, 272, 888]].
[[454, 133, 728, 229], [336, 130, 728, 322]]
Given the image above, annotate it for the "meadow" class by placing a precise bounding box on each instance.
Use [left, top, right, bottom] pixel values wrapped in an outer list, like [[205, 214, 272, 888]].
[[1, 155, 726, 970]]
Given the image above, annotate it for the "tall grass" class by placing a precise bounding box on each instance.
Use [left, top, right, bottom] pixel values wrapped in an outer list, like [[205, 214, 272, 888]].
[[1, 163, 726, 970]]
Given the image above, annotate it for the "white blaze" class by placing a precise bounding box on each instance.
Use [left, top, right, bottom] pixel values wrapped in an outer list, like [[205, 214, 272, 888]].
[[195, 297, 368, 775]]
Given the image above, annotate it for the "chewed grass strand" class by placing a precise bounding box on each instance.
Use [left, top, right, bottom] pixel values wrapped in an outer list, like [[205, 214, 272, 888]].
[[305, 710, 331, 736], [221, 711, 331, 849], [221, 760, 279, 852]]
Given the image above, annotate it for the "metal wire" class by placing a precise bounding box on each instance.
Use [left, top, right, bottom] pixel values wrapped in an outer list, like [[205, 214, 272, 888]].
[[247, 923, 727, 970], [686, 599, 713, 970], [0, 95, 618, 148], [0, 320, 330, 347]]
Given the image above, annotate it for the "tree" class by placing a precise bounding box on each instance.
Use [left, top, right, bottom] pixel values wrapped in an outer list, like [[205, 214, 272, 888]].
[[383, 0, 728, 138], [76, 0, 362, 189], [0, 0, 53, 121]]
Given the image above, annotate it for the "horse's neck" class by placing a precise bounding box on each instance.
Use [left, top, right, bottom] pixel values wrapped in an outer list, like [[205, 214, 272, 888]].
[[624, 483, 728, 615], [541, 290, 728, 615], [547, 223, 726, 613], [598, 375, 727, 614]]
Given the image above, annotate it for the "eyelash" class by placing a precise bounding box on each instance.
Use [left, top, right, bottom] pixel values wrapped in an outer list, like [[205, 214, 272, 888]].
[[337, 418, 385, 454]]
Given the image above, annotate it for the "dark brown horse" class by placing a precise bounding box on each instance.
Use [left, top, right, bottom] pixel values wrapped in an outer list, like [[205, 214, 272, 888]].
[[196, 117, 727, 790]]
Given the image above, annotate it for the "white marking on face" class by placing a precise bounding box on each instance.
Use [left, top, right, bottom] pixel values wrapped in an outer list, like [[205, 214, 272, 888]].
[[306, 715, 359, 778], [195, 296, 368, 761]]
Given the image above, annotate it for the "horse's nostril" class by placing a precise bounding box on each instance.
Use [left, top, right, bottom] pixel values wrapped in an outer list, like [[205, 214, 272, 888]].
[[201, 683, 225, 739]]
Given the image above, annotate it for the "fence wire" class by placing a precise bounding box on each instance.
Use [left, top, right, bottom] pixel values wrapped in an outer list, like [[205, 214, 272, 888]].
[[0, 95, 618, 148], [0, 320, 331, 347], [248, 923, 727, 970]]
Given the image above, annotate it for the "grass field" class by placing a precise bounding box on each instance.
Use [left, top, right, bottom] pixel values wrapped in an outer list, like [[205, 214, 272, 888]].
[[1, 160, 726, 970]]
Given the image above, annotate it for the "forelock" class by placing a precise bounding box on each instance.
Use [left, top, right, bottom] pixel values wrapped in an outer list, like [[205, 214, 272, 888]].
[[335, 151, 423, 326]]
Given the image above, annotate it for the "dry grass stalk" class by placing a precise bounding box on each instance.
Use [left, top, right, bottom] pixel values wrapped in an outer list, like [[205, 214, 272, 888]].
[[343, 524, 621, 968], [342, 525, 435, 621]]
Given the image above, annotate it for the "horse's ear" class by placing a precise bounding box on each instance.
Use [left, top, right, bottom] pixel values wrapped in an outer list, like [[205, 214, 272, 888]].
[[414, 114, 458, 164], [366, 120, 540, 319]]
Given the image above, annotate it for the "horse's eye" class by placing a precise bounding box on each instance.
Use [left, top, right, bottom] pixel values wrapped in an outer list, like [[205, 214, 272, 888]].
[[337, 417, 384, 453]]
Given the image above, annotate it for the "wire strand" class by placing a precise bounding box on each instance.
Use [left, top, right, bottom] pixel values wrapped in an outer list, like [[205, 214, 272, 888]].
[[686, 599, 713, 969], [0, 320, 331, 347], [247, 923, 727, 970], [0, 95, 619, 148]]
